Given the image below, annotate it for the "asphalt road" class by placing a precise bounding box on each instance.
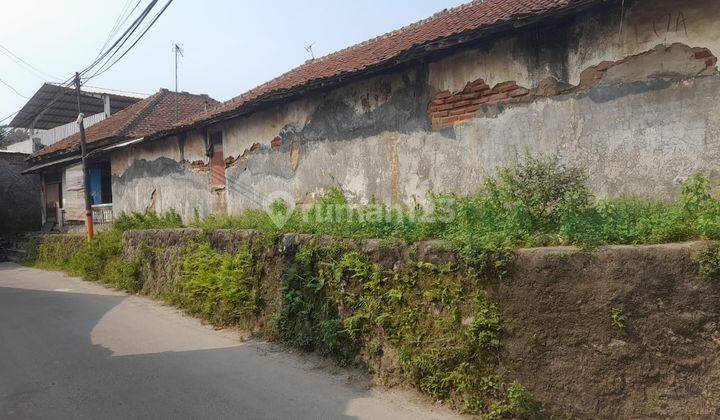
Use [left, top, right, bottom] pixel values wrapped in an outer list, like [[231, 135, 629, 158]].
[[0, 262, 460, 420]]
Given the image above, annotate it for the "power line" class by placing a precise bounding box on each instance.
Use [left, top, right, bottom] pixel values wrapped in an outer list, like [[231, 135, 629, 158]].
[[86, 0, 174, 81], [94, 0, 143, 60], [0, 77, 28, 99], [0, 0, 172, 128], [0, 43, 62, 81], [0, 110, 20, 124], [78, 0, 160, 78]]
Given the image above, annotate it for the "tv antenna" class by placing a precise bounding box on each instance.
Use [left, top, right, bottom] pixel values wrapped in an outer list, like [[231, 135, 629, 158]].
[[304, 42, 315, 60], [173, 43, 184, 92], [173, 43, 184, 121]]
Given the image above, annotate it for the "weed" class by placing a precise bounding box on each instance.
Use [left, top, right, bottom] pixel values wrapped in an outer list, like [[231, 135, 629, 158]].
[[175, 241, 263, 327], [696, 245, 720, 278], [611, 307, 626, 330]]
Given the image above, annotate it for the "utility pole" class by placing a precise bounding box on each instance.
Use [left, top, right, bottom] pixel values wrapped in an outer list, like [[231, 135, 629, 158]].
[[74, 72, 94, 240]]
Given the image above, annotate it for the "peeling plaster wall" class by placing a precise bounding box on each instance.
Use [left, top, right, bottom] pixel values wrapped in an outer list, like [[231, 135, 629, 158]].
[[62, 163, 86, 222], [428, 0, 720, 92], [108, 0, 720, 220], [111, 134, 217, 220]]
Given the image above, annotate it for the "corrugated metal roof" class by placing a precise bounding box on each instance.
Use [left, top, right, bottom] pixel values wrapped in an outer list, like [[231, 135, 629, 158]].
[[9, 83, 149, 130]]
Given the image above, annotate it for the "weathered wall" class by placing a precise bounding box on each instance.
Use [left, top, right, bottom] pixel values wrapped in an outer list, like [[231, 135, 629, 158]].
[[110, 0, 720, 219], [111, 133, 219, 220], [119, 228, 720, 417], [62, 163, 86, 222], [0, 152, 42, 233]]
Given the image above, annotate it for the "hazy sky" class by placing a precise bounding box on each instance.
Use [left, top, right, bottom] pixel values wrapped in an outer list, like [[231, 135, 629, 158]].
[[0, 0, 466, 124]]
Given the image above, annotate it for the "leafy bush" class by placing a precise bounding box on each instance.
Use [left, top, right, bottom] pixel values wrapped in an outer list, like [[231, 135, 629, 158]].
[[114, 210, 184, 232], [696, 245, 720, 278], [277, 243, 525, 414], [174, 242, 263, 327]]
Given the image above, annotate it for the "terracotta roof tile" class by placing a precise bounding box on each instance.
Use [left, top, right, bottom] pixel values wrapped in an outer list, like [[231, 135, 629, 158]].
[[157, 0, 602, 134], [32, 89, 219, 160]]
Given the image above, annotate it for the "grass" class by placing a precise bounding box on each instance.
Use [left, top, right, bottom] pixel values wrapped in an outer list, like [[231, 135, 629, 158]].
[[21, 155, 720, 417], [185, 156, 720, 271]]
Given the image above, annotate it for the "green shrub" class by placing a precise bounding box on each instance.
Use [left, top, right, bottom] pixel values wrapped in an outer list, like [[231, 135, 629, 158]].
[[114, 210, 184, 231], [696, 245, 720, 278], [611, 307, 626, 330], [29, 234, 85, 269], [68, 229, 124, 280], [277, 244, 358, 361], [278, 243, 527, 414], [174, 242, 263, 327]]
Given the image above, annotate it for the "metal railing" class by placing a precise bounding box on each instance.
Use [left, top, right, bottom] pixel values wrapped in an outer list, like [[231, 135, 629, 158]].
[[91, 203, 114, 224], [31, 112, 107, 147]]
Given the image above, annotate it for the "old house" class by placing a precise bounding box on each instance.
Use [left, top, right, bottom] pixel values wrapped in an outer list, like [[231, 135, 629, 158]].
[[29, 0, 720, 222], [24, 89, 218, 229]]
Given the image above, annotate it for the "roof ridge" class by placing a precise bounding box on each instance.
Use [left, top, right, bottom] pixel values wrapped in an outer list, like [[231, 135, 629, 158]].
[[308, 0, 486, 64], [155, 0, 601, 137], [219, 0, 487, 108], [118, 89, 169, 137]]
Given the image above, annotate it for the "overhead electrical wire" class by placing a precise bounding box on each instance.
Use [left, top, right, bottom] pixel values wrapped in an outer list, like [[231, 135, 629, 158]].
[[95, 0, 141, 57], [0, 77, 29, 99], [0, 43, 62, 82], [1, 0, 173, 128], [85, 0, 174, 82], [77, 0, 160, 78]]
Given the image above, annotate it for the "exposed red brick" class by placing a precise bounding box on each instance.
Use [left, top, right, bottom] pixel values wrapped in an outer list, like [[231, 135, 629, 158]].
[[492, 81, 519, 93], [449, 104, 482, 116], [428, 77, 536, 129], [484, 92, 510, 103], [509, 87, 531, 97], [434, 90, 452, 99], [429, 102, 456, 112], [190, 159, 209, 172], [694, 49, 713, 59], [467, 83, 491, 93]]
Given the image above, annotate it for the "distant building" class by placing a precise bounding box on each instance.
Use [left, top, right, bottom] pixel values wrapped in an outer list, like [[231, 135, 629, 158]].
[[23, 89, 218, 230]]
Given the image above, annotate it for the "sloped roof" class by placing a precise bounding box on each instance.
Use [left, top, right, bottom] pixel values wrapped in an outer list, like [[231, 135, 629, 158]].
[[31, 89, 219, 161], [10, 83, 147, 130], [151, 0, 603, 138]]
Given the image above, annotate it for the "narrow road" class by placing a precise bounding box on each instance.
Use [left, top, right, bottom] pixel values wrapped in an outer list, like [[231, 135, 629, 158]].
[[0, 263, 459, 420]]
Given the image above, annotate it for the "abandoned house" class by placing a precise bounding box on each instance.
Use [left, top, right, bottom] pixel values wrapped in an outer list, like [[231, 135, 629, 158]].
[[23, 0, 720, 224], [23, 89, 218, 229]]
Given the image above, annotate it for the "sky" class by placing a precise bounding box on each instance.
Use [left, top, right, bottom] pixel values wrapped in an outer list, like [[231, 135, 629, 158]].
[[0, 0, 467, 125]]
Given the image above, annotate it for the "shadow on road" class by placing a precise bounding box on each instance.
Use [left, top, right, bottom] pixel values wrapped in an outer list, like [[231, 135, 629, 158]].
[[0, 284, 380, 419]]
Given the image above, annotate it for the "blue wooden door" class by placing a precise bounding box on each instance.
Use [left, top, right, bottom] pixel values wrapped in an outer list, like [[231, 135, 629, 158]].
[[89, 167, 102, 205]]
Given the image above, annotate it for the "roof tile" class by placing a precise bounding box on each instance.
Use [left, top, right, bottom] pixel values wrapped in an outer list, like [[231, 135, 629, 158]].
[[161, 0, 601, 133], [32, 89, 219, 159]]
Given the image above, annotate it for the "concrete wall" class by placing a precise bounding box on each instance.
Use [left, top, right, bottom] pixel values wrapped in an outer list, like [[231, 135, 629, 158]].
[[0, 152, 42, 234], [111, 133, 218, 219], [110, 0, 720, 220]]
